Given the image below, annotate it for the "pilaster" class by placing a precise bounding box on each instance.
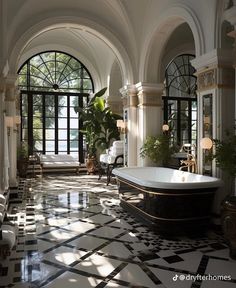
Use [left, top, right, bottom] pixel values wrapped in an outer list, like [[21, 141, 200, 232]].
[[5, 75, 19, 187], [136, 82, 164, 166], [192, 49, 235, 210], [0, 76, 6, 194], [223, 7, 236, 196], [119, 85, 138, 166]]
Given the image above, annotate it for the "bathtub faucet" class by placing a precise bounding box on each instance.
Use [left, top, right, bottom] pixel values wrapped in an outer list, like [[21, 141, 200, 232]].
[[179, 144, 197, 173]]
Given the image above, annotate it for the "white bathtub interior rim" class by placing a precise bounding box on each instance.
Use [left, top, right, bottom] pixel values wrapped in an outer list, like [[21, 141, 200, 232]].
[[113, 167, 223, 190]]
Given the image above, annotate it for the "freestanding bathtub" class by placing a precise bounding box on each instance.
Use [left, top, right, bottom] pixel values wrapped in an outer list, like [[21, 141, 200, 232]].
[[113, 167, 223, 234]]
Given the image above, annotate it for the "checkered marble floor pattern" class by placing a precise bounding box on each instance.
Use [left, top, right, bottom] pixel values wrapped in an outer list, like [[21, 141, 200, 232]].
[[1, 175, 236, 288]]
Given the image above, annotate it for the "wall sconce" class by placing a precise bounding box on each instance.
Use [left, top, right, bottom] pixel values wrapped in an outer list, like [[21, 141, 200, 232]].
[[116, 119, 127, 134], [162, 124, 169, 134], [14, 115, 21, 125], [200, 137, 213, 175], [5, 116, 14, 136], [200, 137, 213, 150]]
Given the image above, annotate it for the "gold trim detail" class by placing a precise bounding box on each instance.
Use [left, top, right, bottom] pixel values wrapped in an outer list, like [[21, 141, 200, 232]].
[[118, 178, 215, 196]]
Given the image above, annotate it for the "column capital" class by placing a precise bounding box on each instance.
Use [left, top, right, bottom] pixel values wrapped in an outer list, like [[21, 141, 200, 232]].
[[191, 50, 235, 92], [119, 84, 137, 97], [5, 74, 18, 87], [5, 74, 19, 101], [119, 84, 138, 107], [135, 82, 164, 107], [135, 82, 164, 94], [191, 49, 233, 72]]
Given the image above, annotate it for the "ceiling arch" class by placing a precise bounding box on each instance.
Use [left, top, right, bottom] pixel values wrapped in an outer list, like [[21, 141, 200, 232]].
[[8, 16, 134, 89], [139, 4, 204, 83]]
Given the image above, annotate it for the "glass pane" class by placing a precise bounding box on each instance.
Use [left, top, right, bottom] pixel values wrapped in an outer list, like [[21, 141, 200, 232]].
[[33, 106, 42, 116], [70, 129, 79, 140], [19, 75, 27, 87], [70, 96, 79, 107], [30, 76, 44, 88], [58, 107, 67, 117], [46, 129, 55, 140], [22, 129, 28, 140], [70, 141, 78, 151], [180, 101, 188, 111], [22, 117, 28, 128], [41, 52, 55, 62], [58, 96, 67, 106], [70, 118, 78, 129], [58, 130, 67, 140], [34, 140, 42, 151], [45, 118, 55, 128], [83, 79, 92, 90], [22, 105, 28, 117], [45, 106, 55, 116], [33, 129, 42, 139], [58, 118, 67, 128], [31, 55, 43, 66], [191, 121, 197, 130], [33, 95, 42, 105], [33, 118, 43, 128], [56, 52, 70, 63], [69, 58, 81, 70], [58, 141, 67, 151], [46, 141, 55, 151], [45, 95, 55, 106], [70, 107, 77, 117], [68, 79, 80, 89]]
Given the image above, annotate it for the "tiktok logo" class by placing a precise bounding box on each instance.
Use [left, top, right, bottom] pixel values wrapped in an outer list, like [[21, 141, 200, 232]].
[[173, 274, 178, 281]]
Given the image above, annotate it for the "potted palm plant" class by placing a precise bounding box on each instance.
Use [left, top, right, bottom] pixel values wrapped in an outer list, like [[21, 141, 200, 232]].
[[75, 87, 122, 174], [211, 129, 236, 259]]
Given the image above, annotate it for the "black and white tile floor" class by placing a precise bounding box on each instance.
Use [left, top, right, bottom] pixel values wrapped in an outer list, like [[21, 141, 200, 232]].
[[1, 175, 236, 288]]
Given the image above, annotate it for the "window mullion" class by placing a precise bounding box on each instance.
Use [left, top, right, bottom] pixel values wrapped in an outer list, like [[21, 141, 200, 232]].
[[55, 94, 58, 154], [28, 93, 33, 155], [67, 95, 70, 154], [79, 95, 84, 162], [43, 94, 46, 153]]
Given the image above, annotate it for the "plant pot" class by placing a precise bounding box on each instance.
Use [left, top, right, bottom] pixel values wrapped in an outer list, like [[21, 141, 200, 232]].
[[17, 159, 28, 178], [86, 156, 97, 174], [221, 195, 236, 259]]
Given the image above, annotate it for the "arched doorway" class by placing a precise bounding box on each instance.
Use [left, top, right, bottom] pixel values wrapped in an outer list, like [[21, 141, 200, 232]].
[[18, 51, 94, 163]]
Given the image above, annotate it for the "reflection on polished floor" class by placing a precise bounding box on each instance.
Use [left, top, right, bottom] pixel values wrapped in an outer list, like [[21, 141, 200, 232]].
[[1, 175, 236, 288]]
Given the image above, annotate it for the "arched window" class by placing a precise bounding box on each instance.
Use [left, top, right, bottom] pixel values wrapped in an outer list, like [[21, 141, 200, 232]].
[[163, 54, 197, 147], [18, 51, 94, 162]]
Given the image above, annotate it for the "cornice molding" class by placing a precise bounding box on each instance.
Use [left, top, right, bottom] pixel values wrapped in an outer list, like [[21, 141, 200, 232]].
[[191, 49, 233, 71]]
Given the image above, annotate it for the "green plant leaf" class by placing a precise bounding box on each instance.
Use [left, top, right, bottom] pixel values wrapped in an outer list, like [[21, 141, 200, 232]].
[[88, 87, 107, 105], [94, 87, 107, 97]]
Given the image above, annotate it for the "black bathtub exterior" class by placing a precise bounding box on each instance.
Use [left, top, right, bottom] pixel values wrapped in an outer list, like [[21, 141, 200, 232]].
[[117, 177, 217, 235]]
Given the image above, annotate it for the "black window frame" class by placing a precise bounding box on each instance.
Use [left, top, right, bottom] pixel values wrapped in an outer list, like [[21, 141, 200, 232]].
[[18, 51, 94, 162], [163, 54, 197, 147]]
